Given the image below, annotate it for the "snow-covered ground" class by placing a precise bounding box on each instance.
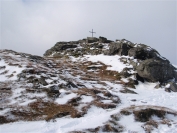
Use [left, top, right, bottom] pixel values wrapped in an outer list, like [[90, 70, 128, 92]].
[[71, 54, 133, 72], [0, 53, 26, 81], [1, 52, 177, 133], [1, 80, 177, 133]]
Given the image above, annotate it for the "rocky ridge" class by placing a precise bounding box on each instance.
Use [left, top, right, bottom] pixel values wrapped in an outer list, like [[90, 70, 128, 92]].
[[44, 36, 177, 85]]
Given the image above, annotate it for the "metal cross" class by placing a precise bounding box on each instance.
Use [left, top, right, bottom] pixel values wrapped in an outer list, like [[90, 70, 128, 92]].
[[89, 29, 96, 37]]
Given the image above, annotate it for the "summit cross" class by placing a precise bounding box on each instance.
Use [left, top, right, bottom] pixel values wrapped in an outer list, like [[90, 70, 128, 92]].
[[89, 29, 96, 37]]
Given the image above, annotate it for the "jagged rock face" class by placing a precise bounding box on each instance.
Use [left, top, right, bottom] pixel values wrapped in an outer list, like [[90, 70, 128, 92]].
[[99, 36, 113, 43], [128, 46, 159, 60], [44, 42, 77, 56], [136, 59, 176, 82], [106, 42, 132, 56]]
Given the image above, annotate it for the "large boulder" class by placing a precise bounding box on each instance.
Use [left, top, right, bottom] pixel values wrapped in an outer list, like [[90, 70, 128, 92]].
[[99, 36, 113, 43], [128, 45, 159, 60], [106, 42, 132, 56], [136, 59, 176, 82]]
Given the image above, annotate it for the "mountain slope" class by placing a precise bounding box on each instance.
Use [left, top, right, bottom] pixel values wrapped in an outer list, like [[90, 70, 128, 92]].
[[0, 37, 177, 133]]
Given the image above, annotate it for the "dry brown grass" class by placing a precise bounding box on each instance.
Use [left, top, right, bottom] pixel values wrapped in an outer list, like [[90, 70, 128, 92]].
[[119, 105, 177, 132], [67, 97, 82, 106], [76, 61, 121, 81], [74, 88, 120, 110], [133, 108, 166, 122], [0, 87, 12, 105], [0, 116, 14, 124], [6, 100, 81, 123]]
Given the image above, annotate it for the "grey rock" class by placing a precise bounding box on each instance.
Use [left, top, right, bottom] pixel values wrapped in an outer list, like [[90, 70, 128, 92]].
[[129, 60, 138, 68], [169, 82, 177, 92], [154, 83, 161, 89], [90, 43, 103, 49], [68, 41, 79, 44], [50, 85, 59, 93], [120, 88, 137, 94], [135, 73, 144, 83], [29, 55, 44, 62], [119, 57, 130, 64], [120, 68, 132, 78], [86, 37, 98, 43], [0, 66, 6, 70], [133, 80, 139, 85], [175, 72, 177, 81], [66, 81, 77, 88], [99, 36, 113, 43], [43, 49, 53, 57], [59, 44, 77, 51], [128, 46, 159, 60], [22, 69, 36, 74], [78, 39, 86, 44], [44, 42, 77, 56], [165, 88, 171, 92], [136, 59, 175, 82], [99, 36, 107, 43], [38, 77, 48, 86], [17, 73, 26, 80], [45, 85, 60, 98], [106, 42, 132, 56]]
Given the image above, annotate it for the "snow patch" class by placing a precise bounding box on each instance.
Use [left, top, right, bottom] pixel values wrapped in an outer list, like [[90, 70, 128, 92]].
[[55, 93, 77, 104], [84, 54, 133, 72], [80, 95, 94, 103]]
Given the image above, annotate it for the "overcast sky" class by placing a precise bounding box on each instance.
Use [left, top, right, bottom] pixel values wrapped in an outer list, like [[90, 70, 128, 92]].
[[0, 0, 176, 64]]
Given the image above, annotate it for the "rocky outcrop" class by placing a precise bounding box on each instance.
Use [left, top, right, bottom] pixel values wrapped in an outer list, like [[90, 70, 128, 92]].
[[44, 42, 77, 56], [136, 59, 176, 83], [44, 37, 114, 57], [128, 46, 159, 60], [99, 36, 113, 43], [44, 37, 177, 83], [86, 37, 99, 43], [106, 40, 133, 56]]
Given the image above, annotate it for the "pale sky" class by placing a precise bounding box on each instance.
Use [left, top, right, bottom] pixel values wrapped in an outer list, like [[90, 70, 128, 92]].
[[0, 0, 176, 64]]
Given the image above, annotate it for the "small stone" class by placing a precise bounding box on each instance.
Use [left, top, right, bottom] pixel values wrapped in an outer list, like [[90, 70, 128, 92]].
[[38, 77, 48, 86], [131, 99, 137, 102], [169, 82, 177, 92], [120, 88, 137, 94], [154, 83, 161, 89], [50, 85, 59, 93], [165, 88, 171, 92]]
